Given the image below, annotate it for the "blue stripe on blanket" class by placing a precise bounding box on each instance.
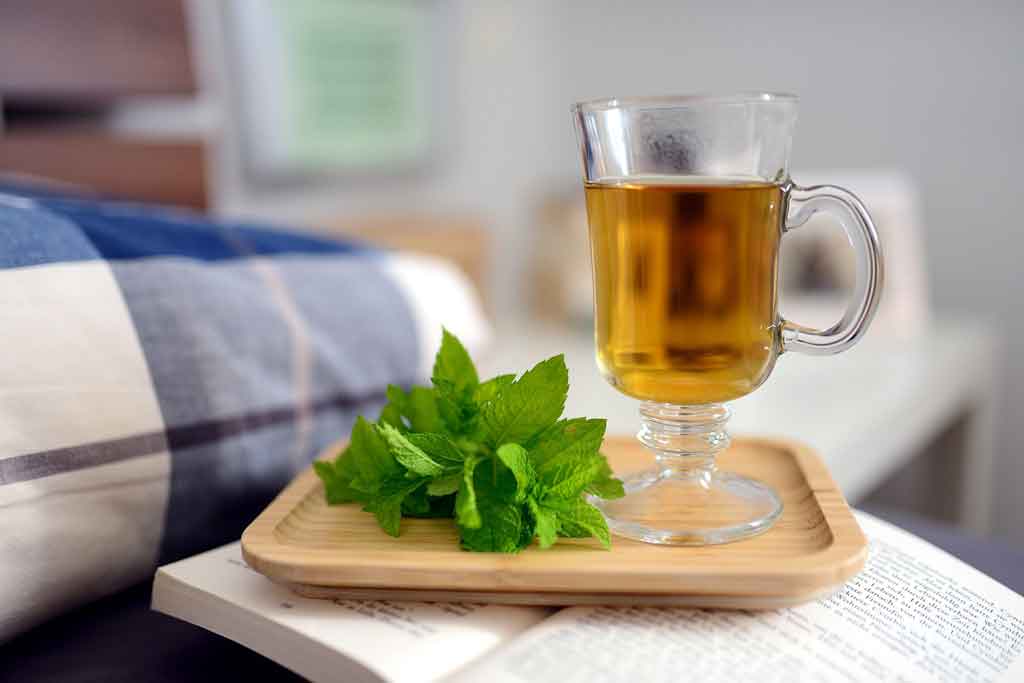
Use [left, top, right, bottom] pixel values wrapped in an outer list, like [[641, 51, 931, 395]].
[[42, 200, 364, 262], [0, 199, 103, 268], [0, 189, 365, 268]]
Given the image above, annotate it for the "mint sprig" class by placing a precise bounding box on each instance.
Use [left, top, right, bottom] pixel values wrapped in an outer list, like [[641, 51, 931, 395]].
[[314, 329, 625, 552]]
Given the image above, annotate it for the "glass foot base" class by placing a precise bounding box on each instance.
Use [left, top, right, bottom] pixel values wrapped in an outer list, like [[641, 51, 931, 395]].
[[591, 468, 783, 546]]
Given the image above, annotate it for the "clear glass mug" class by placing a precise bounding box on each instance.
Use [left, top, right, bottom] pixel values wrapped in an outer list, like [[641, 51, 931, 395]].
[[573, 93, 883, 545]]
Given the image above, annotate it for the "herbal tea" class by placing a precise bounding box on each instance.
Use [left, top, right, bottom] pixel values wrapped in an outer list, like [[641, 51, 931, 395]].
[[585, 178, 784, 403]]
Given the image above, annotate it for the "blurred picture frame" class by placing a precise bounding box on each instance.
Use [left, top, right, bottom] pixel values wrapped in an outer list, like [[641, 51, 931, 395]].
[[225, 0, 452, 180]]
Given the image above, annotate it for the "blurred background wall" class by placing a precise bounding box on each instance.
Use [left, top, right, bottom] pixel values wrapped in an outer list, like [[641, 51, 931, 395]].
[[1, 0, 1021, 540]]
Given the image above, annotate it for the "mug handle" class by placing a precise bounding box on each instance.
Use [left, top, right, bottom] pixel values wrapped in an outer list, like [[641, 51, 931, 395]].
[[780, 183, 884, 355]]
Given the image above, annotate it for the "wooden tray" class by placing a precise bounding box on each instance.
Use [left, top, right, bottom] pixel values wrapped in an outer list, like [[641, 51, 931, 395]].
[[242, 437, 867, 609]]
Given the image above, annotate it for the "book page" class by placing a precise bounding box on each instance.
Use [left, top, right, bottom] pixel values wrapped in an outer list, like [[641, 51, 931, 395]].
[[154, 543, 549, 683], [452, 512, 1024, 683]]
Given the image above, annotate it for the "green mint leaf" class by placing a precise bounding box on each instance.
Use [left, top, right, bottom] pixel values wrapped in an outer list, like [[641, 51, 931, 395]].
[[529, 418, 623, 499], [434, 376, 479, 435], [426, 473, 461, 496], [365, 501, 402, 537], [348, 416, 401, 493], [456, 463, 522, 552], [406, 387, 442, 433], [378, 385, 410, 431], [405, 433, 465, 469], [527, 498, 558, 549], [376, 423, 446, 477], [459, 458, 528, 552], [586, 475, 626, 500], [519, 510, 538, 549], [387, 384, 407, 406], [432, 328, 479, 396], [540, 455, 607, 499], [453, 436, 485, 457], [313, 458, 335, 482], [377, 401, 405, 430], [400, 488, 457, 518], [434, 389, 464, 434], [318, 328, 620, 551], [432, 329, 481, 435], [544, 497, 611, 548], [530, 418, 606, 469], [495, 443, 534, 502], [313, 457, 366, 505], [585, 454, 626, 500], [459, 499, 526, 552], [438, 367, 514, 436], [382, 385, 442, 433], [481, 355, 568, 447], [363, 477, 427, 537], [401, 485, 432, 515], [474, 373, 515, 405], [455, 455, 484, 529]]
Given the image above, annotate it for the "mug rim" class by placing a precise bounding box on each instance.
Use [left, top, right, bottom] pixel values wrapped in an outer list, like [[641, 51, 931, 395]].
[[573, 92, 798, 112]]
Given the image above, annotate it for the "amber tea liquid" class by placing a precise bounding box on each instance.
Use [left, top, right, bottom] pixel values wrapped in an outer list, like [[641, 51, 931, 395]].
[[586, 178, 784, 404]]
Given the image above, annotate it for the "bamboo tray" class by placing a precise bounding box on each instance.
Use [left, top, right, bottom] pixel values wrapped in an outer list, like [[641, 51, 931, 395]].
[[242, 437, 867, 609]]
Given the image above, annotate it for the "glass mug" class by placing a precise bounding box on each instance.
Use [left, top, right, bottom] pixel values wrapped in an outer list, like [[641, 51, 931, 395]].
[[573, 93, 883, 545]]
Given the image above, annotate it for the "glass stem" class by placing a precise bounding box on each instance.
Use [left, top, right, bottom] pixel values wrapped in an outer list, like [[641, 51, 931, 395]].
[[637, 402, 731, 481]]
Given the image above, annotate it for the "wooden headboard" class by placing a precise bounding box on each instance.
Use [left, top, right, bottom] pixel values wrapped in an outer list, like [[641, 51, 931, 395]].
[[0, 0, 208, 209]]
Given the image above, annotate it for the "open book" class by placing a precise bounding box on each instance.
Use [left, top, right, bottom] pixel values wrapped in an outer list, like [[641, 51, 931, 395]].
[[153, 512, 1024, 683]]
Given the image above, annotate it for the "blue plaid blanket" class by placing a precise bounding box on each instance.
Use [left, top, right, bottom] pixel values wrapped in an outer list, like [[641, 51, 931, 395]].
[[0, 184, 486, 640]]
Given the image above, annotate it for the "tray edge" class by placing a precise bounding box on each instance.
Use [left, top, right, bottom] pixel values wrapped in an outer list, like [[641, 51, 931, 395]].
[[241, 436, 868, 597]]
